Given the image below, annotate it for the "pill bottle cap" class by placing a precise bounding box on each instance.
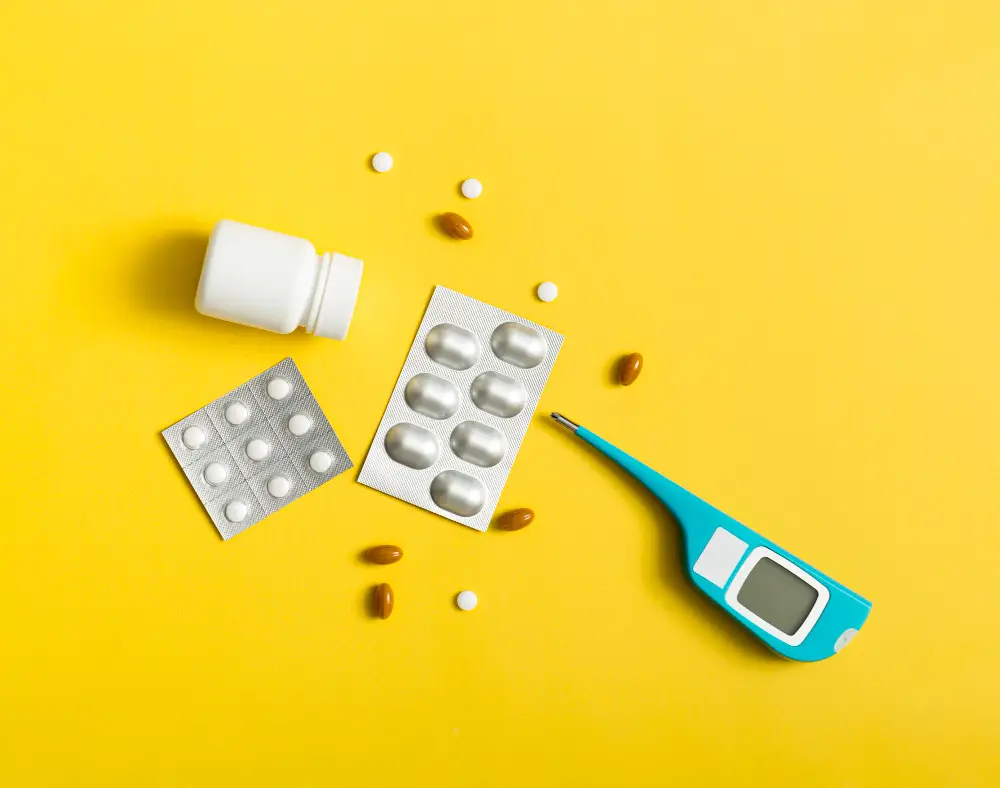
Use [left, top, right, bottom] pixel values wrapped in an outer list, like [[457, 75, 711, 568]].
[[306, 252, 364, 340]]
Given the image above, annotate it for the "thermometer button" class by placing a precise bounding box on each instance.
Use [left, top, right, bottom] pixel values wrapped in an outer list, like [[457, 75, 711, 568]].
[[834, 628, 858, 653]]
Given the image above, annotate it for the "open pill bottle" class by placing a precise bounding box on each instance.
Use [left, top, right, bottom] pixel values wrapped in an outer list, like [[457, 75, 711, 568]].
[[196, 220, 363, 340]]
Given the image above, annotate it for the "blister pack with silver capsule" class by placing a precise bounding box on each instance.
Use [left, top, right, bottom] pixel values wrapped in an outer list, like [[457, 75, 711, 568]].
[[358, 286, 564, 531], [162, 358, 353, 540]]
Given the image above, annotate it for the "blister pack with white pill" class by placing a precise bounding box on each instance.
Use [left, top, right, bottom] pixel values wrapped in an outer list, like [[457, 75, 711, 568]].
[[162, 358, 352, 540], [357, 286, 564, 531]]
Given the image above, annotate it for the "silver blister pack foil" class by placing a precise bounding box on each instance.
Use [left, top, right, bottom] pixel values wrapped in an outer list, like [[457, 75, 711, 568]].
[[162, 357, 353, 540], [357, 286, 564, 531]]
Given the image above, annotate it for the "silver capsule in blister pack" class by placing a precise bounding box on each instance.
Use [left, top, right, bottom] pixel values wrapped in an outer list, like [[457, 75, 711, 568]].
[[471, 371, 526, 418], [357, 286, 564, 531], [449, 421, 507, 468], [405, 373, 461, 420], [425, 323, 480, 370], [385, 422, 441, 470], [430, 470, 487, 516], [490, 322, 547, 369]]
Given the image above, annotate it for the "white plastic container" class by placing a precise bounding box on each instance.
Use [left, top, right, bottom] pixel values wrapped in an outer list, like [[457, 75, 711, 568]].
[[196, 220, 363, 340]]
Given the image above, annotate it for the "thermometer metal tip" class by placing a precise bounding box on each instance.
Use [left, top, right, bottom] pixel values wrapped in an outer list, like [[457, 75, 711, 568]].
[[550, 412, 579, 432]]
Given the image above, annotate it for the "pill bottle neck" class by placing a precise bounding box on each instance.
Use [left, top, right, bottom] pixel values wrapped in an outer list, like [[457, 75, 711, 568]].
[[302, 252, 333, 332], [303, 251, 364, 340]]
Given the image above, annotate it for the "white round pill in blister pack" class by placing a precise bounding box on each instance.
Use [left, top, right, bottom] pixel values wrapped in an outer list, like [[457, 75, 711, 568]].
[[182, 426, 206, 450], [225, 402, 249, 425], [225, 500, 248, 523], [288, 413, 312, 437], [266, 377, 291, 401], [246, 439, 270, 462], [252, 363, 331, 451], [309, 451, 332, 474], [203, 462, 229, 487], [267, 475, 291, 498]]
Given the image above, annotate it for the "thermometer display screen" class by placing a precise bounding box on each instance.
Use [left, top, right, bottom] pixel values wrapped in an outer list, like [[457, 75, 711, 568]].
[[736, 557, 819, 635]]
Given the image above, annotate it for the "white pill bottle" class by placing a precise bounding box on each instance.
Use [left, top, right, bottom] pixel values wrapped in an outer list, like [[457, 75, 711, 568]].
[[196, 220, 363, 340]]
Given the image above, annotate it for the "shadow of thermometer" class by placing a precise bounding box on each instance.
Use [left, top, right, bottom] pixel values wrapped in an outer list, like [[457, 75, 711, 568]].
[[551, 413, 871, 662]]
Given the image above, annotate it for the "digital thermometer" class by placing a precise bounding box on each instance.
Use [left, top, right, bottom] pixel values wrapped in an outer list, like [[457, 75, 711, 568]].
[[551, 413, 871, 661]]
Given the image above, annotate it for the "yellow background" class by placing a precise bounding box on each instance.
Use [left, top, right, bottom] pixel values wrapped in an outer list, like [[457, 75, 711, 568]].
[[1, 1, 997, 785]]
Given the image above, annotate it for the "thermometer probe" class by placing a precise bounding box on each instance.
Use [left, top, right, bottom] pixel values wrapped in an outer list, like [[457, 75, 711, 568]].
[[551, 412, 870, 661]]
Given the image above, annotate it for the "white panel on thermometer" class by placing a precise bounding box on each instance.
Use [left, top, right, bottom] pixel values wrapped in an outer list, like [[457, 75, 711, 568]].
[[693, 528, 749, 588]]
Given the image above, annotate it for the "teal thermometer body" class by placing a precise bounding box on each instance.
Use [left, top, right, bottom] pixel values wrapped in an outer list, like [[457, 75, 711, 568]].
[[551, 413, 870, 661]]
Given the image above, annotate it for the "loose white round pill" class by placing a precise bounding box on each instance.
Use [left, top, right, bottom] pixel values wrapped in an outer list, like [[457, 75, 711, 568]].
[[203, 462, 228, 487], [267, 475, 291, 498], [536, 282, 559, 303], [288, 413, 312, 437], [225, 500, 248, 523], [182, 426, 206, 450], [372, 152, 393, 173], [225, 402, 249, 425], [461, 178, 482, 199], [456, 590, 478, 611], [309, 450, 332, 473], [246, 439, 270, 462], [266, 377, 290, 400]]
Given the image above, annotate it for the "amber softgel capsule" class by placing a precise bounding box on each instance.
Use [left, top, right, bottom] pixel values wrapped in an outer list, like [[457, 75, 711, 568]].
[[440, 212, 473, 240], [620, 353, 643, 386], [376, 583, 394, 619], [496, 508, 535, 531], [365, 545, 403, 565]]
